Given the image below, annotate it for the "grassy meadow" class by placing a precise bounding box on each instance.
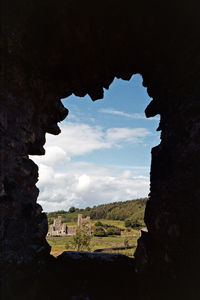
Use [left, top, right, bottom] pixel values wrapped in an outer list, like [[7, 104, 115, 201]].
[[47, 219, 141, 257], [46, 199, 147, 257]]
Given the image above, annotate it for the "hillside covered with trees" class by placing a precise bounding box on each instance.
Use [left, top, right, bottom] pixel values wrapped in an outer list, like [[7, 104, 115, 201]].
[[47, 198, 147, 229]]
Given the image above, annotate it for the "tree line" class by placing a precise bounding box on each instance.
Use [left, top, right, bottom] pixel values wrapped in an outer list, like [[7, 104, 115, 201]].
[[46, 198, 147, 229]]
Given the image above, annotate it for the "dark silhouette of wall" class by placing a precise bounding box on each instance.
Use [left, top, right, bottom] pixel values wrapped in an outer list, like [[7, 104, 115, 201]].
[[1, 0, 200, 299]]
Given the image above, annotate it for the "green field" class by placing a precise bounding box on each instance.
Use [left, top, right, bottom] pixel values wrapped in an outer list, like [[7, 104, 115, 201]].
[[47, 225, 140, 257], [91, 219, 126, 228], [46, 201, 146, 258]]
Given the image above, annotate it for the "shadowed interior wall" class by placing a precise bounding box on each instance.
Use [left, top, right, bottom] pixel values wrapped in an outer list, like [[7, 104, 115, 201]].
[[1, 0, 200, 299]]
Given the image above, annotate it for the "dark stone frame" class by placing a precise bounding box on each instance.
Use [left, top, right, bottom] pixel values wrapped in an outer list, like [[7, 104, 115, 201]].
[[1, 0, 200, 299]]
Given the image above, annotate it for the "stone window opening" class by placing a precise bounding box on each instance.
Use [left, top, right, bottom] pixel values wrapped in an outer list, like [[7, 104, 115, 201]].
[[31, 74, 160, 256]]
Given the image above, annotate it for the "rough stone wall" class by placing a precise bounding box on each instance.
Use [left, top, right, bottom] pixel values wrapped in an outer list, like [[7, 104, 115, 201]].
[[48, 216, 67, 236], [53, 216, 62, 230], [1, 0, 200, 299], [135, 87, 200, 298], [0, 87, 68, 264], [47, 214, 91, 236], [77, 214, 92, 235], [67, 226, 76, 236]]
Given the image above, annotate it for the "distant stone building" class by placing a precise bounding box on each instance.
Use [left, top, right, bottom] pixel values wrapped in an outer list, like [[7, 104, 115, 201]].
[[47, 216, 67, 236], [78, 214, 92, 235], [47, 214, 91, 236], [67, 226, 76, 236]]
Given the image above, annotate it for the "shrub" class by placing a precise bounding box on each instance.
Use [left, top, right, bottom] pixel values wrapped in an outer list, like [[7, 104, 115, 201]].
[[93, 227, 107, 237], [125, 219, 132, 227], [95, 221, 104, 227], [107, 226, 121, 236], [125, 219, 142, 229], [85, 207, 91, 211], [130, 221, 142, 229]]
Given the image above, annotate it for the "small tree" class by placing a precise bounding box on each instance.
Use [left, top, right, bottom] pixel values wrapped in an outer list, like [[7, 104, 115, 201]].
[[66, 223, 92, 251], [69, 206, 76, 213], [85, 206, 91, 211]]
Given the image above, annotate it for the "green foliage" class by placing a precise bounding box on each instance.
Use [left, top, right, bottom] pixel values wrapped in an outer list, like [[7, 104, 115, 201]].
[[89, 198, 147, 229], [93, 227, 107, 237], [89, 198, 147, 222], [85, 207, 91, 211], [46, 208, 90, 224], [46, 198, 147, 230], [94, 221, 122, 236], [69, 206, 76, 213], [106, 226, 121, 236], [125, 219, 132, 227], [125, 219, 143, 229], [47, 210, 66, 220], [95, 221, 104, 227], [66, 224, 92, 251]]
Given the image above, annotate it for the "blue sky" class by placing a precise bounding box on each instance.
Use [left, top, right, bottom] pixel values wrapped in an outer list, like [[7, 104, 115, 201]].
[[31, 74, 160, 212], [63, 74, 159, 173]]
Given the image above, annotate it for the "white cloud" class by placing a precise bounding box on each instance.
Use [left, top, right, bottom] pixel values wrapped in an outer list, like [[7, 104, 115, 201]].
[[34, 161, 150, 212], [30, 120, 151, 212], [39, 146, 70, 166], [55, 121, 150, 155], [99, 108, 159, 121], [38, 164, 55, 185], [76, 174, 91, 191], [106, 127, 150, 143], [32, 121, 151, 168], [44, 122, 109, 157]]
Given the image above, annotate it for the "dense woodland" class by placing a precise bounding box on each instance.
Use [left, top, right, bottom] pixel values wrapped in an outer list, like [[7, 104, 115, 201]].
[[47, 198, 147, 229]]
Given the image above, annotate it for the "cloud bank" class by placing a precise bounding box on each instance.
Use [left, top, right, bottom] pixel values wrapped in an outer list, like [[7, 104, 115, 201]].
[[31, 121, 151, 212], [36, 162, 150, 212]]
